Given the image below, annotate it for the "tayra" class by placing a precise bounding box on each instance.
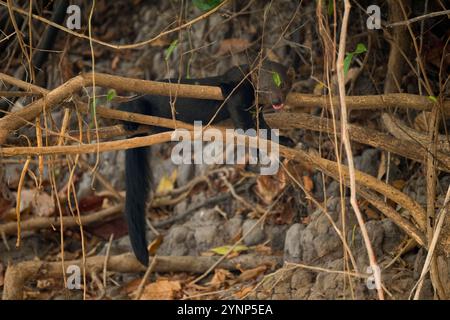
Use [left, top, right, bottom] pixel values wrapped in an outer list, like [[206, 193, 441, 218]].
[[119, 60, 293, 265]]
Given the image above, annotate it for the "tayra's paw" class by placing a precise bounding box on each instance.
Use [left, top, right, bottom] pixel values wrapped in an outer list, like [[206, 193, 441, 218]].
[[278, 136, 295, 147]]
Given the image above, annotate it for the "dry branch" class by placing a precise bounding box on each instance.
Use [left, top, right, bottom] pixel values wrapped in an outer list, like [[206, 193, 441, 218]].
[[9, 110, 450, 174], [267, 113, 450, 172], [384, 0, 412, 94], [0, 72, 47, 95], [287, 93, 450, 114], [0, 91, 41, 98], [0, 72, 221, 143], [2, 253, 282, 299], [0, 204, 123, 236], [0, 129, 427, 231], [382, 113, 450, 153], [1, 71, 449, 144], [0, 0, 230, 51]]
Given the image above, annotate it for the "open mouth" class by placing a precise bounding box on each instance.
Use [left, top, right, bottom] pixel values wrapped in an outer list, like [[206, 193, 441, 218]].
[[272, 103, 284, 110]]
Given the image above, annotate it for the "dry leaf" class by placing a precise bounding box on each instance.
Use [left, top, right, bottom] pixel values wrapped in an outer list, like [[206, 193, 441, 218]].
[[254, 244, 272, 255], [391, 179, 406, 190], [237, 265, 267, 282], [255, 169, 287, 204], [156, 169, 178, 194], [365, 207, 380, 220], [215, 38, 250, 56], [78, 195, 106, 213], [210, 245, 248, 256], [140, 280, 182, 300], [208, 269, 233, 287], [302, 175, 314, 192], [19, 189, 55, 217], [148, 235, 163, 255], [122, 277, 142, 294], [33, 191, 55, 217], [234, 285, 254, 299]]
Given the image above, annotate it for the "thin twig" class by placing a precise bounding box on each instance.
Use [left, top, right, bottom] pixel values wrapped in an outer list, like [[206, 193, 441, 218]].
[[337, 0, 383, 300], [387, 9, 450, 27], [412, 186, 450, 300], [0, 0, 230, 50]]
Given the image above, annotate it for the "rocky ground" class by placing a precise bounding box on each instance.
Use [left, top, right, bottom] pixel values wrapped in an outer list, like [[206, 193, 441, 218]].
[[0, 0, 449, 300]]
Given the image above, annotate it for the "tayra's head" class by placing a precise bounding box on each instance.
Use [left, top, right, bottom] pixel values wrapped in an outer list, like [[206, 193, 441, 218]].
[[255, 60, 295, 110]]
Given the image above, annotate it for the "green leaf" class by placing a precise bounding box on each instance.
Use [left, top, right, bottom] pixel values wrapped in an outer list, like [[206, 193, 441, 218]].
[[106, 89, 117, 102], [272, 71, 282, 88], [354, 43, 367, 54], [343, 53, 353, 76], [89, 98, 99, 129], [164, 39, 178, 61], [344, 43, 367, 76], [428, 95, 437, 103], [210, 245, 249, 255], [193, 0, 221, 11], [327, 0, 334, 16]]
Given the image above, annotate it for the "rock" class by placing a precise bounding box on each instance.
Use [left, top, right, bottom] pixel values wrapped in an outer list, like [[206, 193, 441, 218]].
[[242, 219, 265, 246], [313, 233, 341, 259], [284, 223, 305, 262], [194, 225, 220, 251], [272, 293, 290, 300], [267, 224, 289, 251], [299, 228, 316, 263], [365, 220, 385, 257], [354, 149, 380, 177], [225, 216, 243, 239], [326, 180, 341, 198], [381, 219, 403, 253], [158, 226, 192, 256], [191, 209, 222, 225], [290, 270, 314, 300]]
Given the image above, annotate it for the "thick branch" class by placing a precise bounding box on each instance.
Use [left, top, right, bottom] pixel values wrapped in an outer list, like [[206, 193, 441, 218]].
[[1, 71, 449, 144], [0, 204, 123, 236], [287, 93, 450, 114], [267, 113, 450, 172], [2, 254, 282, 299], [0, 129, 427, 231]]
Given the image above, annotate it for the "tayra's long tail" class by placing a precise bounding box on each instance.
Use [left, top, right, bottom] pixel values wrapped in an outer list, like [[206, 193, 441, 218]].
[[125, 146, 151, 266]]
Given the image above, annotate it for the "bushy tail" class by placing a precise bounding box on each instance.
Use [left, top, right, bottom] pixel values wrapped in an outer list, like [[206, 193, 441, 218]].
[[125, 146, 151, 266]]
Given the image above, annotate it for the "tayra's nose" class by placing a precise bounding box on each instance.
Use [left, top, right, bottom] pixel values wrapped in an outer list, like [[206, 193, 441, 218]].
[[272, 97, 282, 105]]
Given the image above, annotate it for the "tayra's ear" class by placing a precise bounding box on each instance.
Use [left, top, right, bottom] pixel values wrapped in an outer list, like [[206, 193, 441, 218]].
[[287, 67, 296, 83]]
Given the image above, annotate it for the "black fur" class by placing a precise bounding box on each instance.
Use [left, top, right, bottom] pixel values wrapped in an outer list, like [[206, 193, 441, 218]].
[[124, 146, 151, 265], [119, 61, 293, 265]]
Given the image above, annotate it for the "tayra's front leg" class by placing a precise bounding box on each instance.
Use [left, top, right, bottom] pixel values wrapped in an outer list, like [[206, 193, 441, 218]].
[[220, 83, 255, 130]]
